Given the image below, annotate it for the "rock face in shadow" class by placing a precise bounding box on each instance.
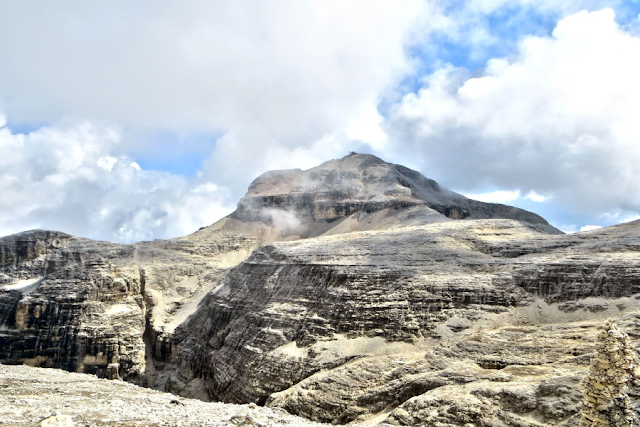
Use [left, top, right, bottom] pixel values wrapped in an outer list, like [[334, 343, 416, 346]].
[[0, 229, 254, 387], [0, 231, 145, 381]]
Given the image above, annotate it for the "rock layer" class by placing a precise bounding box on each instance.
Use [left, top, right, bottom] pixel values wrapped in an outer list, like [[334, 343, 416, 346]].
[[174, 219, 640, 425]]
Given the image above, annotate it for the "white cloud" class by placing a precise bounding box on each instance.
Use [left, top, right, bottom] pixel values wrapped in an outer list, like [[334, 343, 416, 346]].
[[0, 121, 231, 242], [97, 156, 118, 171], [388, 9, 640, 218], [465, 190, 521, 203], [0, 1, 429, 151], [559, 228, 577, 234], [524, 191, 547, 202], [620, 214, 640, 224], [0, 2, 439, 241], [1, 3, 639, 242], [464, 189, 549, 204], [0, 2, 440, 235]]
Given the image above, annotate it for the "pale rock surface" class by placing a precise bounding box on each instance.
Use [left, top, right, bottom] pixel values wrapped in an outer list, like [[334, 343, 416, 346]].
[[581, 320, 639, 426], [0, 363, 332, 426]]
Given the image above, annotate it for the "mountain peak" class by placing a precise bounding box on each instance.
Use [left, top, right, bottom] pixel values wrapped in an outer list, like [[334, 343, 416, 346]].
[[232, 154, 558, 235]]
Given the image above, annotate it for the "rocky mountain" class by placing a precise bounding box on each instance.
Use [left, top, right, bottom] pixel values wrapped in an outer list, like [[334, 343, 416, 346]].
[[231, 153, 556, 235], [2, 153, 639, 426], [171, 218, 640, 425]]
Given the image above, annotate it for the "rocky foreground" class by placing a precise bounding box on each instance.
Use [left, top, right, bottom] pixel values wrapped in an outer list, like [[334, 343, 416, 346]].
[[3, 310, 639, 426], [0, 363, 332, 427]]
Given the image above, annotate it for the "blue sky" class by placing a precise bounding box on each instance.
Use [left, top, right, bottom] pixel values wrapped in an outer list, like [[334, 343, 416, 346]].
[[1, 1, 640, 241]]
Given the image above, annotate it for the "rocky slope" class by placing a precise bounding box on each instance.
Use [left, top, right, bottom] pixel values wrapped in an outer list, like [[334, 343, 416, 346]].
[[171, 217, 640, 425], [0, 363, 332, 426], [3, 153, 639, 426]]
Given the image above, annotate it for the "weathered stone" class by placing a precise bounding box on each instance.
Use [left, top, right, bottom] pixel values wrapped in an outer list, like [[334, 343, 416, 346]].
[[0, 364, 331, 426]]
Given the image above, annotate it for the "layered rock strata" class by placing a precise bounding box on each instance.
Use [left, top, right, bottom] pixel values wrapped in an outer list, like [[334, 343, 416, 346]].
[[3, 153, 639, 426], [0, 228, 258, 386], [174, 218, 640, 425]]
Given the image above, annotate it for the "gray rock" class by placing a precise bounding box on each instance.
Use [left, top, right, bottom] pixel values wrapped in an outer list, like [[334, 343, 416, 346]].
[[2, 153, 640, 426], [0, 363, 331, 426]]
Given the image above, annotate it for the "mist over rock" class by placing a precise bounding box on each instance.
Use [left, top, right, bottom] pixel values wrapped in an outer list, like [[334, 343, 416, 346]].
[[231, 153, 558, 236], [2, 154, 639, 426]]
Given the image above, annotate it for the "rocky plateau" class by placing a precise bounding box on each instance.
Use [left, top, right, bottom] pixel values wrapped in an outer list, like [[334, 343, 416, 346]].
[[2, 153, 640, 426]]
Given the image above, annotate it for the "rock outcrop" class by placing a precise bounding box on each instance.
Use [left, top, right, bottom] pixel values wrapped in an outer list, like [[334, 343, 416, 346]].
[[581, 320, 639, 426], [0, 231, 146, 382], [172, 217, 640, 424], [0, 227, 261, 388], [3, 153, 640, 426]]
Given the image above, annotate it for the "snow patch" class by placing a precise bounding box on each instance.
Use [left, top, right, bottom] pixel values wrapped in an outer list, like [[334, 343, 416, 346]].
[[2, 277, 43, 294], [105, 304, 134, 316]]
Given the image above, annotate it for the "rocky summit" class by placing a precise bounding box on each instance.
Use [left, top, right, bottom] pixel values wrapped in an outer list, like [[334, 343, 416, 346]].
[[1, 153, 640, 426]]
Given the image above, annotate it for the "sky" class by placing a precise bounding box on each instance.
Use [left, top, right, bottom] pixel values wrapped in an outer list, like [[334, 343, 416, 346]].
[[1, 0, 640, 242]]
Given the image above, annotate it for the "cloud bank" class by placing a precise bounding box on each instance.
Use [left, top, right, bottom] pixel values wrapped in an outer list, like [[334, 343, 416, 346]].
[[0, 118, 230, 242], [1, 3, 640, 241], [387, 9, 640, 224]]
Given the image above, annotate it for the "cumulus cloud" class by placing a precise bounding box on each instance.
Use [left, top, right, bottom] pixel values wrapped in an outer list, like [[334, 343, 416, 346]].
[[0, 1, 428, 150], [464, 189, 549, 204], [387, 9, 640, 222], [0, 117, 231, 242], [465, 190, 521, 203], [620, 214, 640, 224]]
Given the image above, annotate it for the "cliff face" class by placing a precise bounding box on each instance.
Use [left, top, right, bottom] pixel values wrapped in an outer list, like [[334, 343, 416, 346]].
[[0, 227, 261, 387], [0, 231, 145, 381], [173, 219, 640, 425], [4, 154, 638, 426]]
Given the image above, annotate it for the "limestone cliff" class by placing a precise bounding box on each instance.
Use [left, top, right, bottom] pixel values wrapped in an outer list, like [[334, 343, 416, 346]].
[[3, 153, 636, 427], [0, 228, 254, 387], [173, 219, 640, 425]]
